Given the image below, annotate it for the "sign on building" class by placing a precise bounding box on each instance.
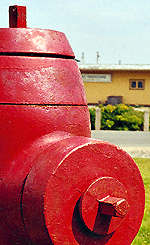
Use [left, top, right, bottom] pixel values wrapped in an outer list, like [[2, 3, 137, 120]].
[[82, 74, 112, 82]]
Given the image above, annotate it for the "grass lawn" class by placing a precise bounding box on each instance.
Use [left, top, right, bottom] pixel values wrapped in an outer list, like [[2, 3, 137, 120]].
[[132, 158, 150, 245]]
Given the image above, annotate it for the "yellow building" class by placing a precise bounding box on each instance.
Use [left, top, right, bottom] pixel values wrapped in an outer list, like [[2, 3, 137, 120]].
[[79, 64, 150, 106]]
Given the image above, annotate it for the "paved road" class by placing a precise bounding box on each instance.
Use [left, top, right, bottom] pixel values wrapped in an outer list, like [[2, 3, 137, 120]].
[[91, 130, 150, 158]]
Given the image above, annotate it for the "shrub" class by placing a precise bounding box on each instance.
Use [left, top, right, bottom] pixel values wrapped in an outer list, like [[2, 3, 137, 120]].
[[89, 104, 144, 131], [89, 107, 96, 130]]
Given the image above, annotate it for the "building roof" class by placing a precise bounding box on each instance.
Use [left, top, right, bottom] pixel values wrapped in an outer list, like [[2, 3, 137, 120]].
[[79, 64, 150, 71]]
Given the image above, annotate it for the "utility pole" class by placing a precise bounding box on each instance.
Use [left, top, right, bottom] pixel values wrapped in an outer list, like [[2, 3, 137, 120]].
[[81, 52, 85, 64], [96, 51, 100, 64]]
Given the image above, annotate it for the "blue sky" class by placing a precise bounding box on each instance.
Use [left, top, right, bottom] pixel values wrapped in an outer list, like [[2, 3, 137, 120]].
[[1, 0, 150, 64]]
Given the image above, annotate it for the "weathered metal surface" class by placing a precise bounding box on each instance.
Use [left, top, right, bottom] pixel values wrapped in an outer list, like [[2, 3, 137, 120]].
[[0, 29, 74, 56], [9, 5, 27, 28], [81, 177, 129, 235], [0, 58, 85, 104], [98, 196, 128, 217], [1, 135, 144, 245], [0, 105, 90, 178], [0, 4, 145, 245], [43, 140, 144, 245]]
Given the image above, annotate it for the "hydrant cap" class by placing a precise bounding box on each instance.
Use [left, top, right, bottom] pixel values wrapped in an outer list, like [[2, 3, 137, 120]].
[[0, 5, 74, 57]]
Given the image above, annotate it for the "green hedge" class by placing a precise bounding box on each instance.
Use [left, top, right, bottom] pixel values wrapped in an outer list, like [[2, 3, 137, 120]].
[[89, 104, 144, 131]]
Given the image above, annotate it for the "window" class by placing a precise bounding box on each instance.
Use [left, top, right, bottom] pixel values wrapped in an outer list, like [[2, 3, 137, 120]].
[[129, 79, 145, 90]]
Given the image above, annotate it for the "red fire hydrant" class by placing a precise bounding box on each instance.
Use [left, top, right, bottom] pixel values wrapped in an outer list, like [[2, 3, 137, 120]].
[[0, 6, 145, 245]]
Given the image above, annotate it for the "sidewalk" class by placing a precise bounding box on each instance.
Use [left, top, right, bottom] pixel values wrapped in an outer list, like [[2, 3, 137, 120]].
[[91, 130, 150, 158], [118, 146, 150, 158]]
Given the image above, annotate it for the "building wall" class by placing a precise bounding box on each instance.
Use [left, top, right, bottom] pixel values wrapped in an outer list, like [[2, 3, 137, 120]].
[[82, 70, 150, 105]]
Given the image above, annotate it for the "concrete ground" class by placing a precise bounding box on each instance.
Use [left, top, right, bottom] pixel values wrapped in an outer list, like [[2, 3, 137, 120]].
[[91, 130, 150, 158]]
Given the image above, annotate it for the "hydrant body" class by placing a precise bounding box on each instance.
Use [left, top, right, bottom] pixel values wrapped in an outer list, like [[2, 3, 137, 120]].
[[0, 6, 145, 245]]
